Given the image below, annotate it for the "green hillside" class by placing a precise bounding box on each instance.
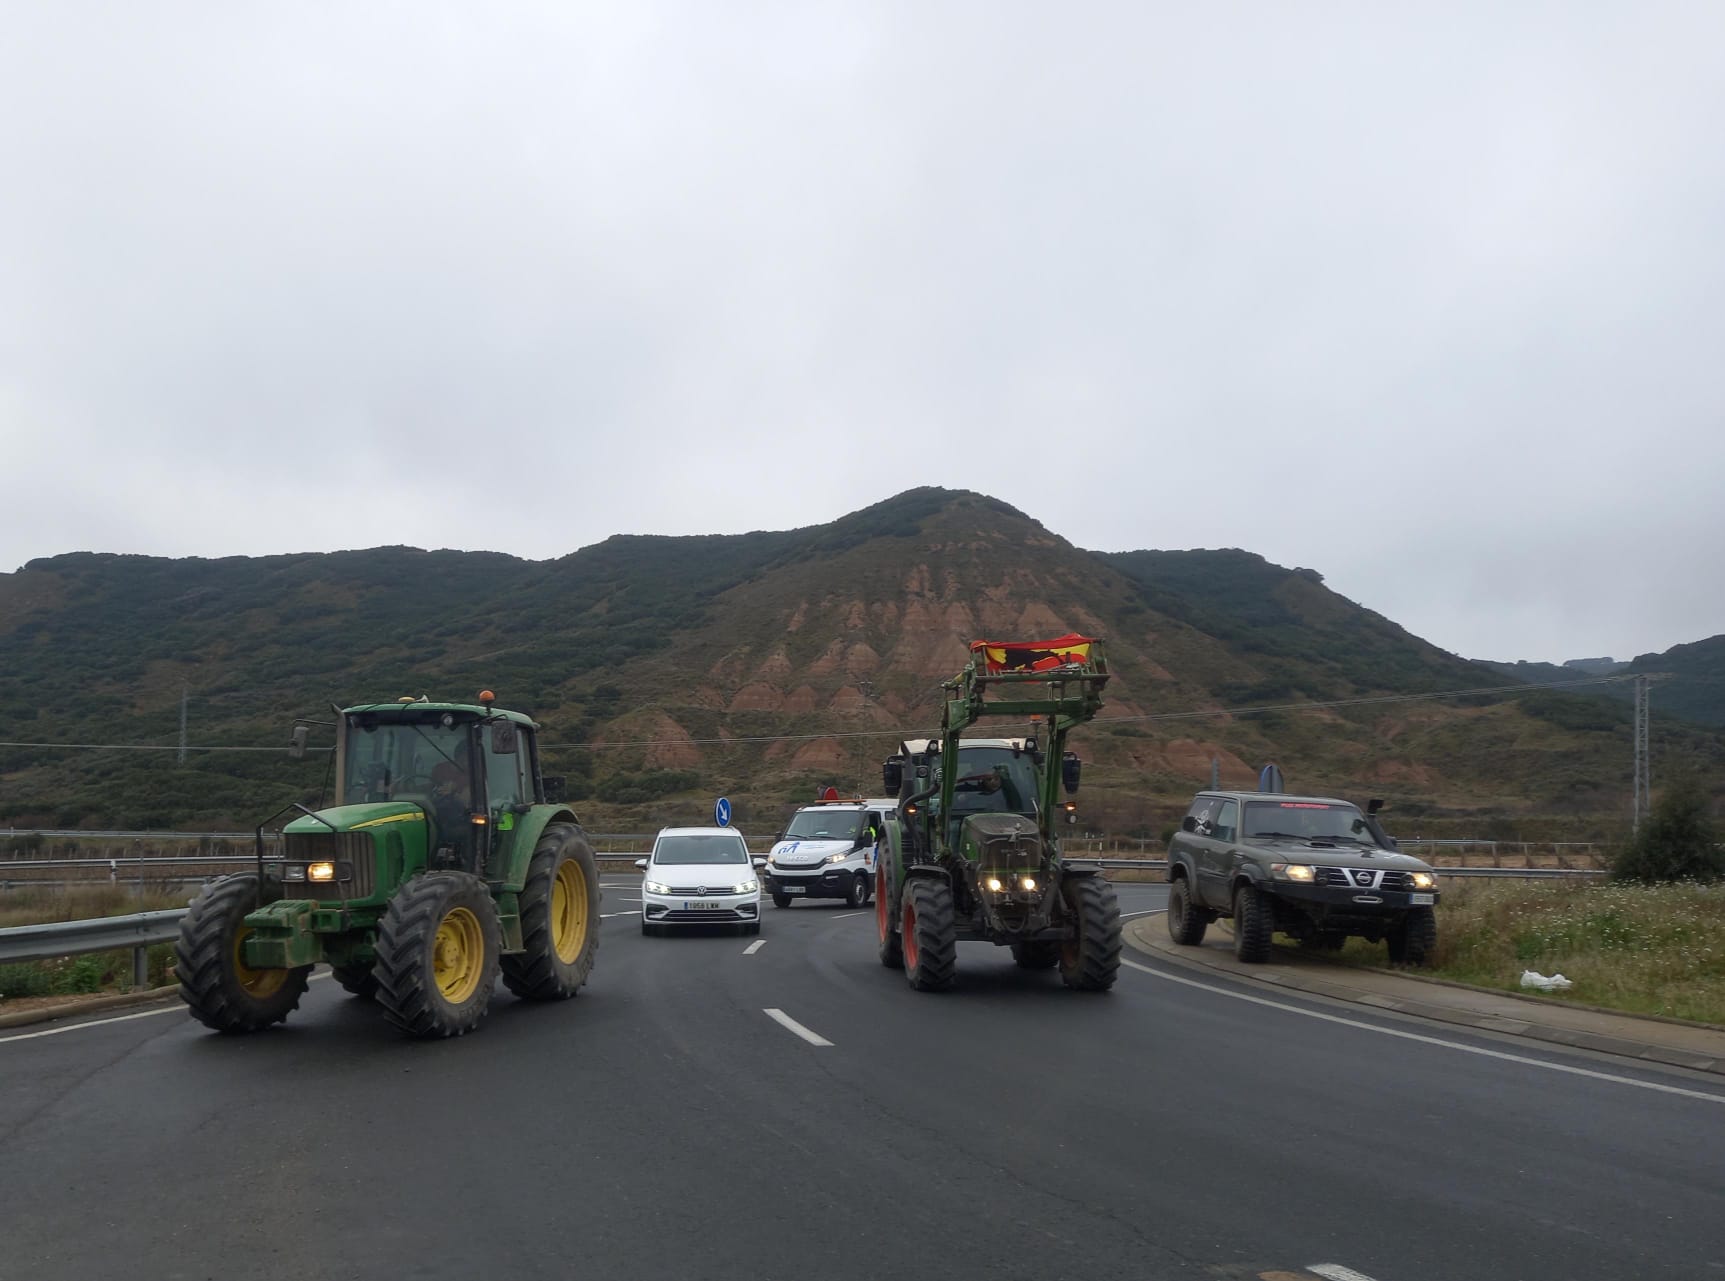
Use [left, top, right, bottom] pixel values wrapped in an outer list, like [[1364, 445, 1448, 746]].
[[1, 489, 1718, 838]]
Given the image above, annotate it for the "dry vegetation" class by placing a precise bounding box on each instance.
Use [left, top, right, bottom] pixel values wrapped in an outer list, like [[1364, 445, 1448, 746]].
[[0, 885, 188, 1002]]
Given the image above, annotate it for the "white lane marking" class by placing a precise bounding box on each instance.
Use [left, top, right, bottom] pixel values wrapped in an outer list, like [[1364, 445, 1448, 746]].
[[1309, 1265, 1380, 1281], [744, 940, 765, 955], [1121, 959, 1725, 1106], [831, 911, 867, 919], [1, 970, 332, 1046], [763, 1007, 833, 1046]]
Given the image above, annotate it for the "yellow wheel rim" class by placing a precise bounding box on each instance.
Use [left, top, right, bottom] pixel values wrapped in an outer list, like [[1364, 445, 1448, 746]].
[[231, 928, 288, 998], [551, 858, 589, 965], [433, 906, 485, 1004]]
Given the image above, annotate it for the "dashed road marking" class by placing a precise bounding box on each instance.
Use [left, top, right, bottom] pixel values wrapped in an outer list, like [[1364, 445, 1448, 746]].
[[744, 940, 765, 955], [763, 1007, 833, 1046], [831, 911, 867, 919], [1121, 958, 1725, 1105]]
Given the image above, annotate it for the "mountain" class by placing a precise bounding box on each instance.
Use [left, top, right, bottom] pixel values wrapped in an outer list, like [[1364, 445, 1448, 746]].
[[2, 488, 1719, 837], [1483, 639, 1725, 730]]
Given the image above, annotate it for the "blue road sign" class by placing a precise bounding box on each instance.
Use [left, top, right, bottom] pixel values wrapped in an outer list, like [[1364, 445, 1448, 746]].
[[1258, 763, 1284, 794], [714, 796, 732, 827]]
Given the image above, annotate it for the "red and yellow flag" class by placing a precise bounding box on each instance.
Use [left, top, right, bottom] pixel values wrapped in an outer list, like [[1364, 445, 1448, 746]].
[[971, 634, 1096, 674]]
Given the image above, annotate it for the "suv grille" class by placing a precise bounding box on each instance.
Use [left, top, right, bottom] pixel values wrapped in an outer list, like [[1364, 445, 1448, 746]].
[[1313, 867, 1416, 891]]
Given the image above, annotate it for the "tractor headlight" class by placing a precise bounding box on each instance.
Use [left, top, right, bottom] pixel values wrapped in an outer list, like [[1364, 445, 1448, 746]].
[[826, 852, 850, 863], [1272, 863, 1315, 882], [1020, 876, 1037, 891], [984, 876, 1005, 892], [732, 879, 758, 895], [645, 880, 672, 895], [1410, 871, 1436, 890], [307, 861, 336, 882]]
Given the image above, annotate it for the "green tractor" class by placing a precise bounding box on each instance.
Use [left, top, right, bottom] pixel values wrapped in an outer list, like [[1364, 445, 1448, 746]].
[[175, 692, 600, 1039], [873, 636, 1122, 992]]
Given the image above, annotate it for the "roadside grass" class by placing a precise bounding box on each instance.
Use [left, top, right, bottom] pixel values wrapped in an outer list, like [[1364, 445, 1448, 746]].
[[0, 885, 190, 1002], [1331, 879, 1725, 1025]]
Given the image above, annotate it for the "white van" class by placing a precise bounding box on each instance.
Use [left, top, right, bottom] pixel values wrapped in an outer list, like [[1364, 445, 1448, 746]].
[[762, 797, 896, 909]]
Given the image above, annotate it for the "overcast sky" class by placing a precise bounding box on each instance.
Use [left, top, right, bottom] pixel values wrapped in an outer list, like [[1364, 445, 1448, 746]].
[[3, 3, 1721, 664]]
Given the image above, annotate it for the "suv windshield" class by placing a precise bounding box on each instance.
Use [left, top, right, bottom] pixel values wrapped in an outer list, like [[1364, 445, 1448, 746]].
[[783, 809, 864, 841], [653, 834, 749, 865], [1243, 800, 1374, 844]]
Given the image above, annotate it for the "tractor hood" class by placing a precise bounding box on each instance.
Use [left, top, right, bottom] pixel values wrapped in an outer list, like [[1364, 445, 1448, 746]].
[[769, 838, 852, 866], [282, 802, 428, 836]]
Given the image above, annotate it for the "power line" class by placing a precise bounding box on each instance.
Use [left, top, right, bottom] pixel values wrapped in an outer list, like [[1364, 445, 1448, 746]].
[[0, 672, 1642, 757]]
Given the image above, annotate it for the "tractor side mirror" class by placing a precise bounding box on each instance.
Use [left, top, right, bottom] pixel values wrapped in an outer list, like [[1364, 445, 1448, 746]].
[[882, 757, 904, 793], [490, 722, 519, 754], [288, 724, 309, 759], [1061, 753, 1082, 794], [1181, 815, 1198, 833], [634, 858, 648, 870], [541, 775, 567, 804]]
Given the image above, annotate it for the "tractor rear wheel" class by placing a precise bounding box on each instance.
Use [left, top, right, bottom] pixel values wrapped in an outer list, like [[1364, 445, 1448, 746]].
[[1010, 941, 1060, 970], [1058, 875, 1121, 991], [501, 823, 601, 1001], [375, 872, 502, 1039], [331, 963, 378, 999], [875, 859, 903, 969], [175, 874, 311, 1033], [902, 878, 957, 992]]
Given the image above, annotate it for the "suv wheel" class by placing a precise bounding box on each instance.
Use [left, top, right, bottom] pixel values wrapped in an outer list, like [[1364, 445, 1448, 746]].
[[1232, 883, 1274, 964], [1166, 878, 1207, 946], [1386, 906, 1437, 966]]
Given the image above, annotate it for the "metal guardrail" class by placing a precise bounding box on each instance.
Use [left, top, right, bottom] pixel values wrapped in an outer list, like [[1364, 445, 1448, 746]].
[[0, 909, 186, 989]]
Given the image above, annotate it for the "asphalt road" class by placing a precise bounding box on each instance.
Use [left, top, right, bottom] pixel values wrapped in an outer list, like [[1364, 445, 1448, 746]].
[[2, 880, 1722, 1281]]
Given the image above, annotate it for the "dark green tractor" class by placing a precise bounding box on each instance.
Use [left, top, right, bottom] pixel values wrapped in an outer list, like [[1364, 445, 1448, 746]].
[[175, 692, 599, 1039], [873, 637, 1122, 992]]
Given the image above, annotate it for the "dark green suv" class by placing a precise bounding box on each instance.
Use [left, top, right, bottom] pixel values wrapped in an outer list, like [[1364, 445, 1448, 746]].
[[1164, 791, 1439, 965]]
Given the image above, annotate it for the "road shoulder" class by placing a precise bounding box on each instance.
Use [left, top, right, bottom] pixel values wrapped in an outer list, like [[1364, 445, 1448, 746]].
[[1125, 915, 1725, 1077]]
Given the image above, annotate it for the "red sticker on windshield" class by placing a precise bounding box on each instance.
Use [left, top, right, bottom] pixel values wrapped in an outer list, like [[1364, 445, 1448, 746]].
[[1278, 802, 1334, 809]]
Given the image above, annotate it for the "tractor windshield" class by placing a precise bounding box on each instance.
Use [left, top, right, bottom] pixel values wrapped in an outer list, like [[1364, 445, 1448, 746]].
[[941, 746, 1040, 818], [343, 715, 475, 808]]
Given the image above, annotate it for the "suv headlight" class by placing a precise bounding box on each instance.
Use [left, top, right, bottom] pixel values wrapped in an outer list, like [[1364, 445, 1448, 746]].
[[1271, 863, 1315, 882], [1410, 871, 1436, 890], [644, 880, 672, 895], [732, 879, 758, 894]]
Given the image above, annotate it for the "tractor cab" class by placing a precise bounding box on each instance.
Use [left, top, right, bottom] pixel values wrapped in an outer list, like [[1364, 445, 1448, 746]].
[[334, 694, 540, 876]]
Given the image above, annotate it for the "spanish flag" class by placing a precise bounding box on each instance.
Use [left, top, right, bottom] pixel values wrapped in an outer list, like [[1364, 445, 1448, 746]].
[[972, 634, 1096, 674]]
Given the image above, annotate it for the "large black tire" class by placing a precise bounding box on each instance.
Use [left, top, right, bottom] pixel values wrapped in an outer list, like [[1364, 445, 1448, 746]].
[[1232, 882, 1274, 963], [772, 892, 793, 909], [331, 963, 378, 1000], [375, 872, 502, 1039], [845, 872, 869, 909], [1059, 875, 1122, 991], [875, 860, 903, 969], [1010, 941, 1061, 970], [176, 874, 311, 1033], [1166, 877, 1208, 946], [501, 823, 601, 1001], [1387, 906, 1437, 966], [902, 878, 957, 992]]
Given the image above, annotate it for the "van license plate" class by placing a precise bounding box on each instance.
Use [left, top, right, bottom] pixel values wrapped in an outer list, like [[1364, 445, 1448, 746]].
[[783, 885, 806, 894]]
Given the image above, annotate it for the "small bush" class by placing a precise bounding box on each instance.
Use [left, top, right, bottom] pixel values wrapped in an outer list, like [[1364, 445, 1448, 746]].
[[1612, 774, 1724, 884]]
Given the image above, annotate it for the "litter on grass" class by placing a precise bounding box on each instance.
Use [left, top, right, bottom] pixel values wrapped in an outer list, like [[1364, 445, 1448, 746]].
[[1520, 970, 1574, 992]]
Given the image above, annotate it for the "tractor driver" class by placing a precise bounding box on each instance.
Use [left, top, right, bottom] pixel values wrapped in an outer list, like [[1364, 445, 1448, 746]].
[[429, 759, 471, 850]]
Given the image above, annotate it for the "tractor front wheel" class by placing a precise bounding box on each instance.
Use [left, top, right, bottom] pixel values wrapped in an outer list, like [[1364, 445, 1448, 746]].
[[175, 874, 311, 1033], [501, 823, 601, 1001], [902, 878, 957, 992], [1059, 875, 1122, 991], [875, 858, 903, 969], [375, 872, 502, 1039]]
